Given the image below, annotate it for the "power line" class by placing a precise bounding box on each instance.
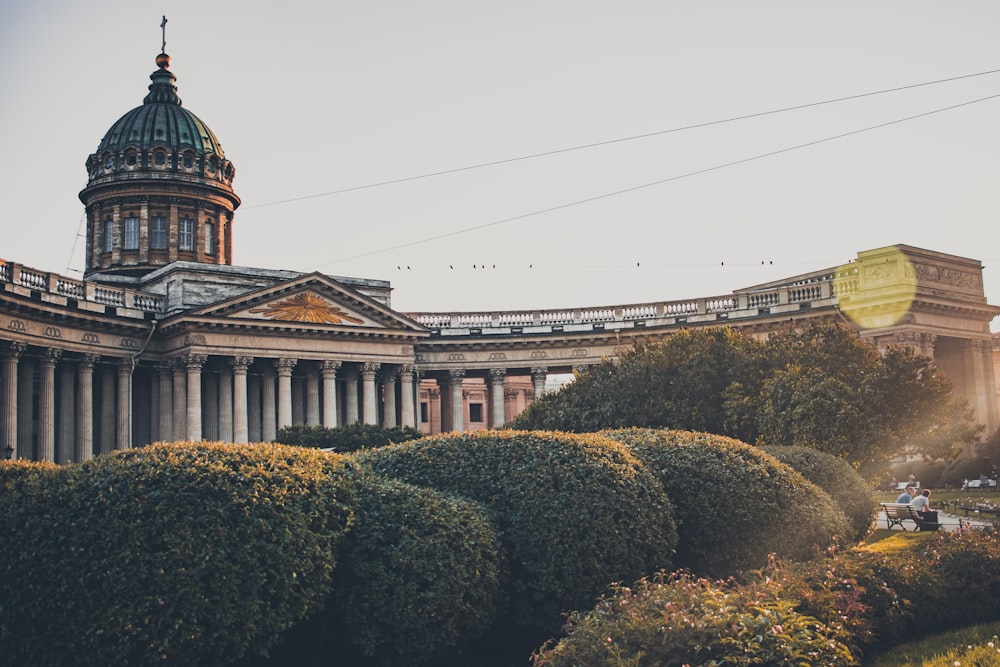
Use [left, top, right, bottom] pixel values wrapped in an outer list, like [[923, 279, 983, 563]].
[[247, 67, 1000, 210], [322, 92, 1000, 267]]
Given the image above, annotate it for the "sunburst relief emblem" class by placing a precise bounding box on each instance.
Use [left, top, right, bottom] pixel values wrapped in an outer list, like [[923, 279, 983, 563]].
[[249, 292, 365, 325]]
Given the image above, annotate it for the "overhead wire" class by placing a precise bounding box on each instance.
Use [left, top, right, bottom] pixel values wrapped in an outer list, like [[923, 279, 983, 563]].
[[246, 67, 1000, 210], [322, 92, 1000, 267]]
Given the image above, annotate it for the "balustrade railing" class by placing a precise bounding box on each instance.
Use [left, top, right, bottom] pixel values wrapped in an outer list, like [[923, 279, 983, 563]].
[[410, 269, 840, 335], [0, 259, 164, 314]]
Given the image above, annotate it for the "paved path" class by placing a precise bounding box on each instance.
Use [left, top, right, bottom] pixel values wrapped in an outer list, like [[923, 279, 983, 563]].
[[875, 510, 989, 532]]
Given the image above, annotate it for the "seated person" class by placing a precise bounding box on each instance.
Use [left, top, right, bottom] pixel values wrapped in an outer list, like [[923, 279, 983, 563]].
[[911, 489, 939, 531], [895, 485, 915, 504]]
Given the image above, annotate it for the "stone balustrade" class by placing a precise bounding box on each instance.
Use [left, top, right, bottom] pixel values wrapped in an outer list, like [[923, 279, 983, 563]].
[[409, 268, 843, 337], [0, 259, 164, 316]]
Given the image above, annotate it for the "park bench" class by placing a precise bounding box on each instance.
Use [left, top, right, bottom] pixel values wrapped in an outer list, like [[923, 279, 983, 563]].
[[881, 502, 930, 531]]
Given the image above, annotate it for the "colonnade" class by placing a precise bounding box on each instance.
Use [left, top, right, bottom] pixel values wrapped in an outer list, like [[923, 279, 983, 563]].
[[0, 342, 420, 462]]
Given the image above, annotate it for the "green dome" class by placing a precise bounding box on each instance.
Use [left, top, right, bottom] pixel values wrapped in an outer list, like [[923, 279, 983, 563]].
[[84, 53, 235, 185], [95, 53, 225, 158]]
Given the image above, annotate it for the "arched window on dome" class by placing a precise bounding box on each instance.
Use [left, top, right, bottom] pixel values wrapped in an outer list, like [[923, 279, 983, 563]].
[[124, 151, 138, 168], [151, 216, 168, 250], [204, 221, 216, 255], [103, 219, 114, 253], [179, 218, 194, 251], [153, 151, 167, 166], [182, 152, 195, 169], [123, 216, 140, 250], [103, 155, 115, 172]]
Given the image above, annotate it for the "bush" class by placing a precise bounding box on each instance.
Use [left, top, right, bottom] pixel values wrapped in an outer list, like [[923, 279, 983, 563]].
[[763, 445, 877, 542], [352, 430, 678, 634], [601, 429, 852, 577], [276, 423, 422, 452], [532, 570, 855, 667], [0, 442, 357, 667], [322, 473, 505, 666]]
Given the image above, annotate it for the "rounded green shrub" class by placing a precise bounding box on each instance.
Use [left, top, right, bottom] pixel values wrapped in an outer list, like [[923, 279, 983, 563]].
[[531, 571, 855, 667], [322, 473, 505, 666], [601, 429, 852, 577], [0, 442, 357, 667], [352, 430, 678, 634], [763, 445, 876, 542]]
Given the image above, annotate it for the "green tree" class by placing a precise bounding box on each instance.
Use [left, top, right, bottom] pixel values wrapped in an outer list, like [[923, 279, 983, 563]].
[[510, 323, 976, 469]]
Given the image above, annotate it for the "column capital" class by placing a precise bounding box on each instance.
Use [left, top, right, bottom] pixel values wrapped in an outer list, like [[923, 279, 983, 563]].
[[41, 348, 63, 366], [362, 361, 381, 379], [321, 359, 342, 376], [489, 367, 506, 383], [275, 358, 297, 376], [448, 368, 466, 381], [399, 364, 417, 378], [183, 354, 207, 371], [5, 341, 26, 358], [530, 367, 548, 379], [79, 353, 99, 369], [119, 357, 135, 373], [231, 356, 254, 372]]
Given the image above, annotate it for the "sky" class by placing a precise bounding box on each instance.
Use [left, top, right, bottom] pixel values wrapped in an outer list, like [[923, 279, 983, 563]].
[[2, 1, 999, 328]]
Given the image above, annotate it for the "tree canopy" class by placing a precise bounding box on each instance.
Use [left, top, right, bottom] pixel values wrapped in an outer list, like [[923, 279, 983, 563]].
[[509, 323, 978, 469]]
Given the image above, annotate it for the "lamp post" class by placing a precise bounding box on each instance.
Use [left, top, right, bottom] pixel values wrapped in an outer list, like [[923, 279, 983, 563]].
[[2, 444, 13, 461]]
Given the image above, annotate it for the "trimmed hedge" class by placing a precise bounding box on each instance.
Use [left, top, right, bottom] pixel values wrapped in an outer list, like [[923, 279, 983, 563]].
[[601, 429, 852, 577], [352, 430, 678, 633], [763, 445, 877, 542], [322, 473, 505, 666], [0, 442, 357, 667]]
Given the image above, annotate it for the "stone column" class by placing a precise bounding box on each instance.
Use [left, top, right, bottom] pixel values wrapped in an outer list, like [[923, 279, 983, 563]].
[[344, 367, 359, 425], [218, 365, 233, 442], [172, 359, 187, 441], [449, 369, 466, 433], [382, 368, 398, 428], [531, 367, 548, 399], [231, 356, 253, 444], [262, 366, 277, 441], [99, 364, 116, 455], [38, 348, 61, 462], [276, 358, 297, 431], [361, 362, 380, 425], [155, 363, 172, 442], [185, 354, 206, 442], [76, 354, 96, 462], [203, 371, 219, 441], [17, 355, 35, 460], [321, 360, 340, 428], [1, 343, 24, 460], [306, 369, 320, 426], [58, 361, 74, 464], [248, 374, 262, 442], [489, 368, 506, 428], [117, 358, 133, 450], [399, 365, 416, 429]]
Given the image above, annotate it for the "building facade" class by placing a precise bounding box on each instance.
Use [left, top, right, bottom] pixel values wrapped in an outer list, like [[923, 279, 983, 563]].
[[2, 50, 998, 462]]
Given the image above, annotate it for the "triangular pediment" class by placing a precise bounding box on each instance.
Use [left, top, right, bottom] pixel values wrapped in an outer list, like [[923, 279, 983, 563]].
[[169, 272, 426, 333]]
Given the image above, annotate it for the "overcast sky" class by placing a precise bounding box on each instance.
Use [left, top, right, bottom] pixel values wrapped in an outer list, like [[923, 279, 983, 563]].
[[2, 1, 999, 329]]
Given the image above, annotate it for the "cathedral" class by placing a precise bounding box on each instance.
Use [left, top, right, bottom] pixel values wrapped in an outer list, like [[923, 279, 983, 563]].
[[2, 46, 998, 463]]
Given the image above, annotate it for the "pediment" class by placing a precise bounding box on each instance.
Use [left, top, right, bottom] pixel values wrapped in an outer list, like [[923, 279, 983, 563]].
[[173, 272, 425, 332]]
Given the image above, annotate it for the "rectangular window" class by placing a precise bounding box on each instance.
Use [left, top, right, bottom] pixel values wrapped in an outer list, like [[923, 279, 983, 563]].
[[150, 216, 167, 249], [123, 217, 139, 250], [103, 220, 114, 253], [420, 402, 429, 423], [179, 218, 194, 251], [204, 221, 215, 255], [469, 403, 484, 423]]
